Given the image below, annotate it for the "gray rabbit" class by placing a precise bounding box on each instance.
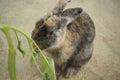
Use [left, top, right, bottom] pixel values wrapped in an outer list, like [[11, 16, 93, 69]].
[[32, 0, 95, 79]]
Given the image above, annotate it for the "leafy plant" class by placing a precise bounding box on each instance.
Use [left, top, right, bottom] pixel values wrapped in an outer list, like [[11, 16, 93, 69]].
[[0, 24, 56, 80]]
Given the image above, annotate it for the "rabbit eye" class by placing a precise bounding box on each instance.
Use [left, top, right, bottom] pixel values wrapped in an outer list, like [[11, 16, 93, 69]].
[[37, 26, 47, 37]]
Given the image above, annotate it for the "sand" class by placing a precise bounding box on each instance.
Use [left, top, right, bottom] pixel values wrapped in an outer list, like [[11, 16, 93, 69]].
[[0, 0, 120, 80]]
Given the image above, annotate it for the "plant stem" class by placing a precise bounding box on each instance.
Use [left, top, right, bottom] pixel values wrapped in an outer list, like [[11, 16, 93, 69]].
[[2, 29, 16, 80], [27, 38, 44, 75]]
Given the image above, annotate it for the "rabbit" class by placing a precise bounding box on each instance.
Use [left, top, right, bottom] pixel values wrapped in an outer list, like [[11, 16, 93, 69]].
[[32, 0, 95, 79]]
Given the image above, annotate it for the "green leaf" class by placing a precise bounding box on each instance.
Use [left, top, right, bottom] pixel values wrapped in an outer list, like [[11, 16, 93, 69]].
[[14, 31, 26, 56], [17, 40, 26, 56], [43, 73, 49, 80], [40, 57, 56, 80], [30, 48, 39, 62]]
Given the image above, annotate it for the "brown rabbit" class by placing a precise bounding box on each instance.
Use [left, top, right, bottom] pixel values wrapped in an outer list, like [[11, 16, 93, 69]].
[[32, 0, 95, 79]]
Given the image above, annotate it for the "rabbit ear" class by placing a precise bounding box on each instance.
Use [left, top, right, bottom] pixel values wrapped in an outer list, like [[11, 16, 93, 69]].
[[62, 8, 83, 18], [61, 8, 83, 26], [52, 0, 71, 15], [41, 0, 72, 26]]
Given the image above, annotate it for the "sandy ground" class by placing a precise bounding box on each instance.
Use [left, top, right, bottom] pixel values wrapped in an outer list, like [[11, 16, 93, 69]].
[[0, 0, 120, 80]]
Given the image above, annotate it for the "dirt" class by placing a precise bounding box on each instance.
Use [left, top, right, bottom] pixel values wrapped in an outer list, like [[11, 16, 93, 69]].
[[0, 0, 120, 80]]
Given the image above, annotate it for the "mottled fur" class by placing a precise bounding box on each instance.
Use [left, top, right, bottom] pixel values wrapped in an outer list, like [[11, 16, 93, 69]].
[[32, 0, 95, 79]]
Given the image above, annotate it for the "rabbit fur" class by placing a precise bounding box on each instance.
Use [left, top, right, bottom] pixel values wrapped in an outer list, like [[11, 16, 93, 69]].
[[32, 0, 95, 79]]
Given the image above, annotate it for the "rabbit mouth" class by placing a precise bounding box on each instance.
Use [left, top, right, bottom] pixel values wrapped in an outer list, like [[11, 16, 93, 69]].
[[34, 39, 51, 50], [33, 33, 57, 50]]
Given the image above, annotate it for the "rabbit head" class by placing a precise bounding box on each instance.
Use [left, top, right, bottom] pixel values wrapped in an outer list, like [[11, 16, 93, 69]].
[[32, 15, 67, 50], [32, 0, 82, 50]]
